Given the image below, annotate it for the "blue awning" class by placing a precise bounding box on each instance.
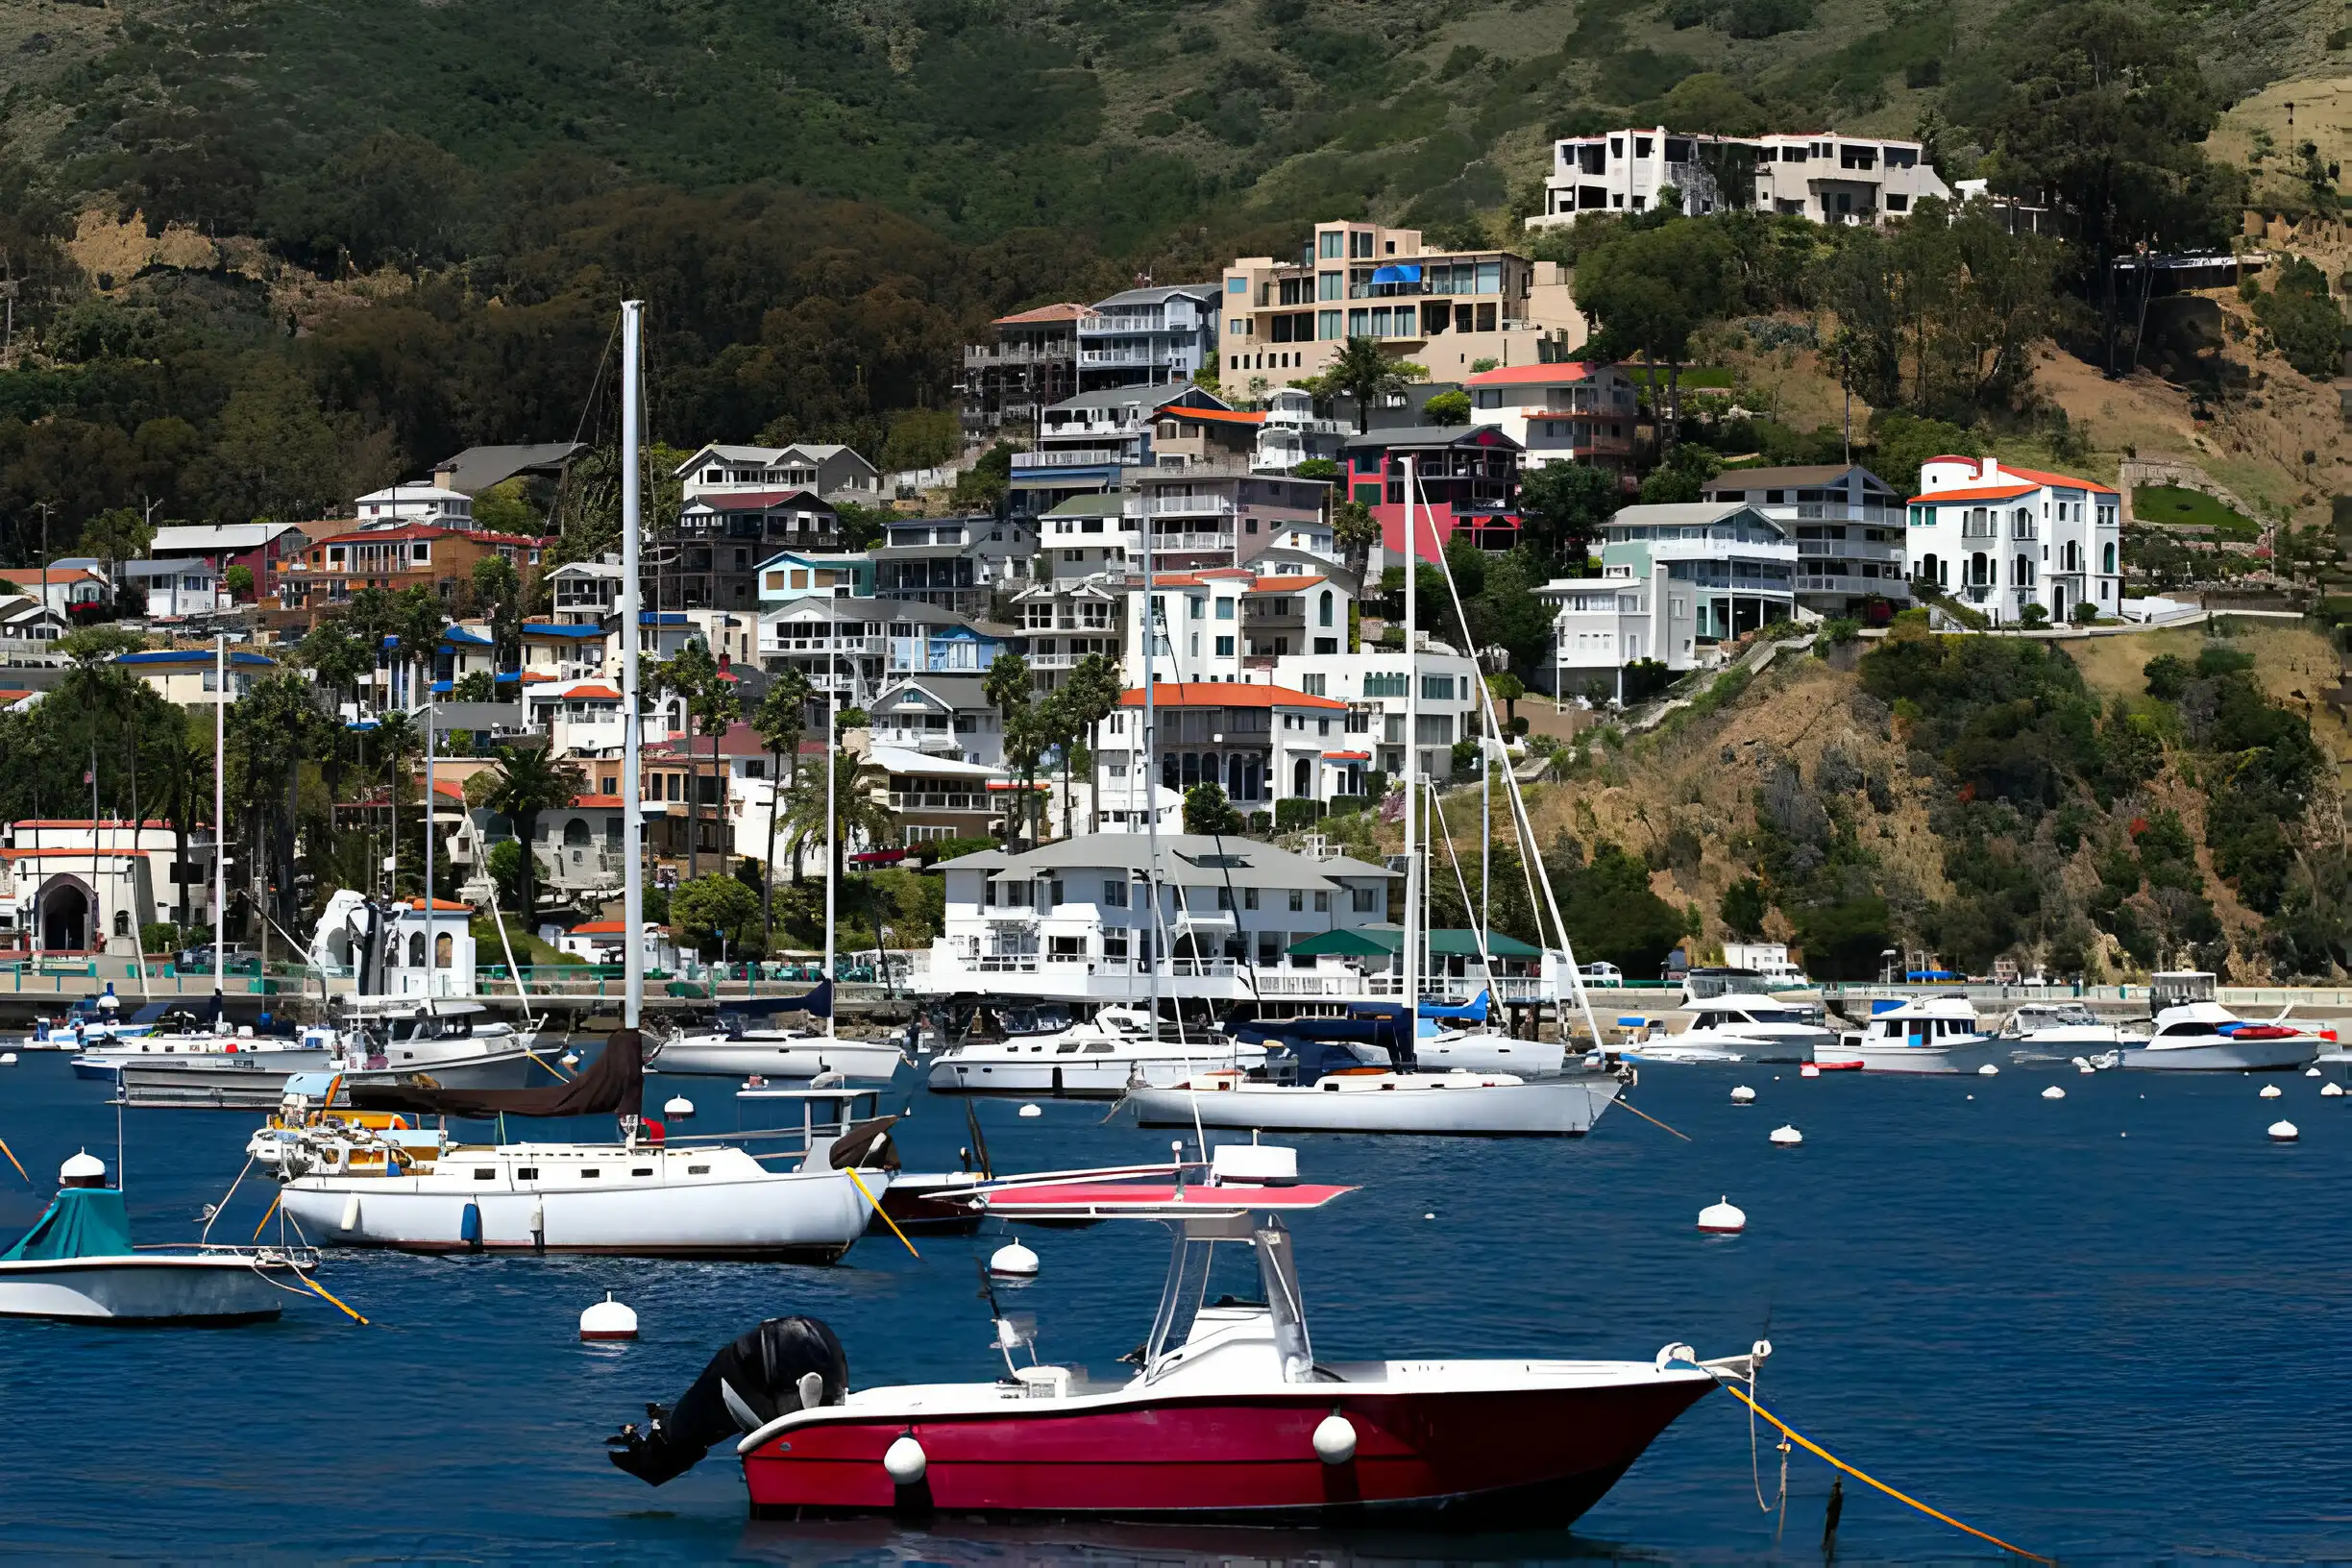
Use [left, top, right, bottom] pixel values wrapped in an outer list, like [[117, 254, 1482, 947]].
[[1370, 264, 1422, 284]]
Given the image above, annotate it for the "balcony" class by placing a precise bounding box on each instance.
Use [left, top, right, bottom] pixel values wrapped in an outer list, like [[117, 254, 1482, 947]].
[[1124, 495, 1237, 518], [1078, 314, 1166, 337], [965, 343, 1075, 367], [1140, 531, 1236, 553], [890, 791, 992, 814], [1078, 347, 1175, 367]]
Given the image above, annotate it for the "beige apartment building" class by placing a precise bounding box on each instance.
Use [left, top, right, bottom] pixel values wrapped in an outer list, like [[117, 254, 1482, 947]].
[[1221, 221, 1586, 392]]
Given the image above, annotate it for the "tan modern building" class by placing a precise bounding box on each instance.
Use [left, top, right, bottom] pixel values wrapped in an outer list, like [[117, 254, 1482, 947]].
[[1221, 222, 1585, 391]]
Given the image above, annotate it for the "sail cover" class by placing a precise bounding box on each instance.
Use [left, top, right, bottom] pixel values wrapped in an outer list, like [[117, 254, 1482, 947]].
[[3, 1188, 135, 1262], [351, 1028, 644, 1119]]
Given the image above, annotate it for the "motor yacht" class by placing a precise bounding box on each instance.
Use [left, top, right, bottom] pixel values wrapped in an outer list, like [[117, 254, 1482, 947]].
[[655, 985, 906, 1082], [1664, 992, 1835, 1065], [925, 1007, 1263, 1097], [1844, 996, 2003, 1074], [2118, 1003, 2320, 1072], [1996, 1001, 2144, 1060]]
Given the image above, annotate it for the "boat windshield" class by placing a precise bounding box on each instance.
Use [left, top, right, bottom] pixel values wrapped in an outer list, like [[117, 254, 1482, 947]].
[[1257, 1217, 1314, 1382]]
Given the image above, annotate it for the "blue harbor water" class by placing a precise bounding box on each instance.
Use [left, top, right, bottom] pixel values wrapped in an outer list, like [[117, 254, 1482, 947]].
[[3, 1050, 2347, 1563]]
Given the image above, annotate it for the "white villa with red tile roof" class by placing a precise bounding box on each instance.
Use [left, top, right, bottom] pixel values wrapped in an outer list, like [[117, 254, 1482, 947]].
[[1903, 456, 2122, 625], [1097, 681, 1359, 818], [1464, 361, 1640, 472]]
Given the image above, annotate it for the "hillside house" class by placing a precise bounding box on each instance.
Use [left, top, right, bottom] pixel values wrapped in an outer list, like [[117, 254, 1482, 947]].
[[1905, 456, 2121, 625]]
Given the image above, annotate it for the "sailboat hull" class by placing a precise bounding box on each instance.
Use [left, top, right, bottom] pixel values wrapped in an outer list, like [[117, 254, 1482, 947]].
[[1128, 1077, 1620, 1136], [653, 1038, 905, 1082]]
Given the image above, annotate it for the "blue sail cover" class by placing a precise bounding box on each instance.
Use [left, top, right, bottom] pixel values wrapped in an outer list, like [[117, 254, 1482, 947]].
[[3, 1188, 135, 1262], [1419, 990, 1494, 1023], [726, 979, 832, 1021]]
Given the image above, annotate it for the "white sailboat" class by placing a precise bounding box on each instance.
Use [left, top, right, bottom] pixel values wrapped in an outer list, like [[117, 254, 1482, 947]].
[[1124, 459, 1621, 1137], [240, 303, 890, 1261]]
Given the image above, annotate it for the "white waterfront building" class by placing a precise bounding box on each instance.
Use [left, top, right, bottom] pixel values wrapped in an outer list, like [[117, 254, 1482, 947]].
[[1537, 502, 1797, 701], [1530, 127, 1950, 228], [1904, 456, 2122, 625], [922, 833, 1401, 1004]]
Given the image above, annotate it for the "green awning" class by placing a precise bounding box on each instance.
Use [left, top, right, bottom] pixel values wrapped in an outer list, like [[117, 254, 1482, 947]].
[[1285, 925, 1541, 960]]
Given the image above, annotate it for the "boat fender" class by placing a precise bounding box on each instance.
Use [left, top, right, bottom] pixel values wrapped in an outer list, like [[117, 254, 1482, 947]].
[[461, 1201, 483, 1251], [884, 1433, 928, 1485], [339, 1194, 361, 1233], [1312, 1412, 1357, 1465], [530, 1200, 547, 1253]]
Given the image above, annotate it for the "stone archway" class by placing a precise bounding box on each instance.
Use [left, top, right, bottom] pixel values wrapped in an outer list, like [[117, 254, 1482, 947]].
[[38, 877, 92, 952]]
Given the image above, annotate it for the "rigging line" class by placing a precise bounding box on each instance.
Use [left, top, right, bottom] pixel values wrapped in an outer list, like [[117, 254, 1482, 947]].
[[1612, 1095, 1692, 1141], [1426, 781, 1498, 1006], [201, 1156, 254, 1246], [1705, 1377, 2052, 1564], [249, 1190, 283, 1241], [0, 1132, 26, 1184]]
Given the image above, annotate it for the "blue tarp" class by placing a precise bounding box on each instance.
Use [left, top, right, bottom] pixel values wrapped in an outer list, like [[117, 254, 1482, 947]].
[[1418, 989, 1493, 1022], [3, 1188, 135, 1262], [1370, 264, 1423, 284]]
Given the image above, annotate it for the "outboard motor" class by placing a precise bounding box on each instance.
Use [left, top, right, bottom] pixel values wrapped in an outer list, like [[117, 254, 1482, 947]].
[[607, 1316, 847, 1485]]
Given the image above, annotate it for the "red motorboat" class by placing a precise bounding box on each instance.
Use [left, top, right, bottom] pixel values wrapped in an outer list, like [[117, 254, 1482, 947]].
[[610, 1146, 1762, 1527]]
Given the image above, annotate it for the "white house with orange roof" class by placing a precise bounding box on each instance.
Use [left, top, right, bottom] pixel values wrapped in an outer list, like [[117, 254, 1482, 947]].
[[1464, 361, 1640, 473], [1904, 455, 2122, 625], [556, 918, 678, 972], [1120, 568, 1261, 686], [1096, 681, 1357, 818]]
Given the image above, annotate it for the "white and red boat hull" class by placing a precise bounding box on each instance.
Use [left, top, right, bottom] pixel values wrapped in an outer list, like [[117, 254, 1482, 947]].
[[740, 1365, 1715, 1524]]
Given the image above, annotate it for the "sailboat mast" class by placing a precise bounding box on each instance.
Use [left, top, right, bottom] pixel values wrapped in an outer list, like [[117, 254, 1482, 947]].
[[619, 300, 645, 1032], [1141, 499, 1160, 1035], [1400, 456, 1417, 1025], [212, 631, 226, 1016], [424, 659, 435, 1000], [823, 590, 837, 1038]]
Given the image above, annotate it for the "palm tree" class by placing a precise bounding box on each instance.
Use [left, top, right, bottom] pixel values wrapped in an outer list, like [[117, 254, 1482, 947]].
[[391, 586, 446, 712], [1060, 652, 1124, 835], [691, 669, 742, 878], [750, 670, 814, 949], [483, 744, 587, 921], [371, 710, 419, 896], [1331, 498, 1382, 580], [1311, 336, 1429, 433], [783, 750, 894, 894], [982, 650, 1034, 847]]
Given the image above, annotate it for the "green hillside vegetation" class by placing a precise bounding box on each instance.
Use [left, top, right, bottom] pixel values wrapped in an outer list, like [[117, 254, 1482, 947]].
[[2132, 485, 2262, 542], [0, 0, 2300, 576]]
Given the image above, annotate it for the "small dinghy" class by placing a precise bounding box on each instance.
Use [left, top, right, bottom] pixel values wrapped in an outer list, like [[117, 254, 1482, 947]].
[[0, 1151, 308, 1326]]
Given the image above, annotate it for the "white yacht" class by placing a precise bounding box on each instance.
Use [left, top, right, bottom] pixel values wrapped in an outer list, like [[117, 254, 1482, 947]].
[[1666, 992, 1835, 1065], [1997, 1001, 2144, 1058], [1412, 1021, 1569, 1074], [926, 1008, 1263, 1097], [2119, 1003, 2319, 1072], [1845, 996, 2003, 1074], [654, 1013, 906, 1083]]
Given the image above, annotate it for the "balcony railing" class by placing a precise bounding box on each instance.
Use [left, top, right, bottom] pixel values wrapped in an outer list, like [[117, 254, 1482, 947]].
[[1139, 531, 1236, 553], [965, 343, 1075, 366], [1015, 447, 1133, 469], [1078, 347, 1174, 367], [1124, 495, 1237, 517], [889, 791, 992, 813]]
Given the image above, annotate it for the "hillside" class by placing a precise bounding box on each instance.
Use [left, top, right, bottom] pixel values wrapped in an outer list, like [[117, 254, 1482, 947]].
[[1405, 619, 2351, 983], [0, 0, 2331, 254]]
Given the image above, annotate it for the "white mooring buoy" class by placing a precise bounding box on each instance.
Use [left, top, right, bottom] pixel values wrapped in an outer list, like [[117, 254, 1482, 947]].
[[663, 1094, 695, 1119], [989, 1240, 1040, 1279], [2268, 1119, 2300, 1143], [2260, 1084, 2283, 1099], [1697, 1196, 1747, 1235], [1799, 1063, 1821, 1079], [1769, 1124, 1802, 1148], [2322, 1083, 2345, 1098], [2306, 1067, 2323, 1078], [579, 1292, 638, 1342], [1730, 1085, 1756, 1104], [0, 1051, 16, 1066], [1976, 1064, 1999, 1077], [560, 1051, 581, 1070], [1017, 1103, 1042, 1118], [2042, 1086, 2066, 1101]]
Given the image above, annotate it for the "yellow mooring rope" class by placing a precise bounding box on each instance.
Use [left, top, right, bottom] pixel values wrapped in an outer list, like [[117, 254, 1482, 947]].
[[1712, 1379, 2053, 1563], [844, 1167, 919, 1259]]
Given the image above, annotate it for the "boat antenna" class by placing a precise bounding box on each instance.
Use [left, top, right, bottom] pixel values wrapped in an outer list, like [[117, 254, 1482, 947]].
[[620, 300, 646, 1035]]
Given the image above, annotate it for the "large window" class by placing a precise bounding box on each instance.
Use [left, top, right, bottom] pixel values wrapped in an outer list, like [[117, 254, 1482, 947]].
[[1317, 309, 1342, 339], [1319, 231, 1344, 259]]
